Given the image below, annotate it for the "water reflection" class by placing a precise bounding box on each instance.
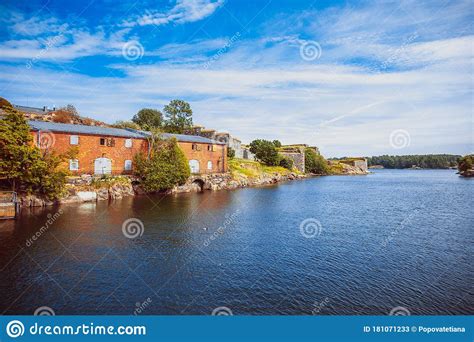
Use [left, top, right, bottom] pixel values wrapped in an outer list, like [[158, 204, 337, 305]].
[[0, 170, 472, 315]]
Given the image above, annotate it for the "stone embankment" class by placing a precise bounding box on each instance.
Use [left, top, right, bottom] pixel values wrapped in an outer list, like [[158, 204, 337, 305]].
[[172, 171, 306, 193], [19, 171, 306, 207]]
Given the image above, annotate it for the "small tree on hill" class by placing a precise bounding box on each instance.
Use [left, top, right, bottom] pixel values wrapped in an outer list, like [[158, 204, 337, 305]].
[[163, 99, 193, 134], [249, 139, 280, 166], [134, 136, 190, 192], [64, 104, 79, 117], [132, 108, 163, 130]]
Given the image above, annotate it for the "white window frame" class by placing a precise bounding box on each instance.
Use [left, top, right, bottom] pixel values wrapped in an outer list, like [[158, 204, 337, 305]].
[[207, 160, 213, 170], [69, 159, 79, 171], [70, 135, 79, 145], [124, 160, 132, 171], [125, 139, 132, 148]]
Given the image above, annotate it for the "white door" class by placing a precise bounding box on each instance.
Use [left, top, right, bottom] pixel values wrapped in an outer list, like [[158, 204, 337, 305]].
[[94, 158, 112, 175], [189, 160, 200, 174]]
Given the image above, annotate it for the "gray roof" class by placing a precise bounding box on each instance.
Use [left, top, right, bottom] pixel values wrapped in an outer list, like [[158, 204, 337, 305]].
[[28, 120, 224, 144], [14, 105, 52, 115], [162, 133, 224, 144]]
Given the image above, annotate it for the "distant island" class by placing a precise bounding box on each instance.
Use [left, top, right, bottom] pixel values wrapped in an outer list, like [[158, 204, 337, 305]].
[[365, 154, 461, 169]]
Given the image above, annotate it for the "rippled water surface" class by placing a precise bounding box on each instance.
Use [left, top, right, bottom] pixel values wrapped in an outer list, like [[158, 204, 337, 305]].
[[0, 169, 472, 315]]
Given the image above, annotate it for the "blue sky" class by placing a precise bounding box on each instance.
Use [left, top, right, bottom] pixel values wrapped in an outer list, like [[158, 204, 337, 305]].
[[0, 0, 472, 157]]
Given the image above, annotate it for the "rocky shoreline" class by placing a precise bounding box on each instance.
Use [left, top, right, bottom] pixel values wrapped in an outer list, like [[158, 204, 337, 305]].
[[18, 171, 308, 208], [18, 159, 371, 208]]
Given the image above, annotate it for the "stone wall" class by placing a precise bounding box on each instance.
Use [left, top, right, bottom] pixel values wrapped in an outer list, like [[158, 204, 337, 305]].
[[338, 158, 368, 173], [279, 146, 306, 173], [19, 175, 136, 207]]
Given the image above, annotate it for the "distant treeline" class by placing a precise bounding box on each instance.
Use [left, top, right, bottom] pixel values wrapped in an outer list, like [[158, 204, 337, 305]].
[[366, 154, 461, 169]]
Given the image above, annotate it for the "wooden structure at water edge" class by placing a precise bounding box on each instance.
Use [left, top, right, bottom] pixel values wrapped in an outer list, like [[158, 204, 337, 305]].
[[0, 192, 18, 219]]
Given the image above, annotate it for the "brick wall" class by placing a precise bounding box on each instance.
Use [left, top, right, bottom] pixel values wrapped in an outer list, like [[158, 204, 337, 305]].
[[30, 131, 227, 175], [178, 142, 227, 174], [31, 131, 148, 175]]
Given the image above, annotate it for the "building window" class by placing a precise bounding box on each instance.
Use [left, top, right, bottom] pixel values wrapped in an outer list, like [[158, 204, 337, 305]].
[[124, 160, 132, 171], [192, 143, 201, 151], [207, 145, 212, 151], [69, 159, 79, 171], [207, 161, 213, 170], [100, 137, 115, 147], [125, 139, 132, 148], [70, 135, 79, 145]]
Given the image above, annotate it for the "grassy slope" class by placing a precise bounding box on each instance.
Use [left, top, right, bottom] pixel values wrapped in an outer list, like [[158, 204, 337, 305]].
[[229, 158, 294, 179]]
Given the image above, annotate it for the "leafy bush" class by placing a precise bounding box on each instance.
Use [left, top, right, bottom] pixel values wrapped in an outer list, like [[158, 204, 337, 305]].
[[134, 136, 190, 192], [279, 156, 294, 170], [305, 148, 329, 174]]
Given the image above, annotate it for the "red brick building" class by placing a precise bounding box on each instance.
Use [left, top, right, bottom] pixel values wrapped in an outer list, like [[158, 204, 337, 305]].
[[28, 121, 227, 175]]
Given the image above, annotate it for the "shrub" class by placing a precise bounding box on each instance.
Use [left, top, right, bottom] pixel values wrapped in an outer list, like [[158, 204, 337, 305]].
[[305, 148, 329, 174], [279, 156, 294, 170], [134, 136, 190, 192]]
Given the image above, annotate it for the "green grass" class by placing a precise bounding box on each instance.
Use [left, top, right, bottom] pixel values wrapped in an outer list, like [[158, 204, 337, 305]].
[[229, 158, 293, 179]]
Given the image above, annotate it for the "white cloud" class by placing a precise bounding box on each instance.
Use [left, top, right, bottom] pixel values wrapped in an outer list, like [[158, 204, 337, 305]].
[[123, 0, 224, 27], [0, 0, 472, 157]]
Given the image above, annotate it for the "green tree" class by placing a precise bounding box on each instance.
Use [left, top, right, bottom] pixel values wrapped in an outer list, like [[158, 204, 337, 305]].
[[134, 136, 190, 192], [112, 120, 141, 130], [272, 140, 282, 148], [458, 154, 474, 176], [132, 108, 163, 130], [0, 107, 70, 199], [227, 147, 236, 159], [305, 148, 329, 174], [163, 99, 193, 134], [249, 139, 280, 166]]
